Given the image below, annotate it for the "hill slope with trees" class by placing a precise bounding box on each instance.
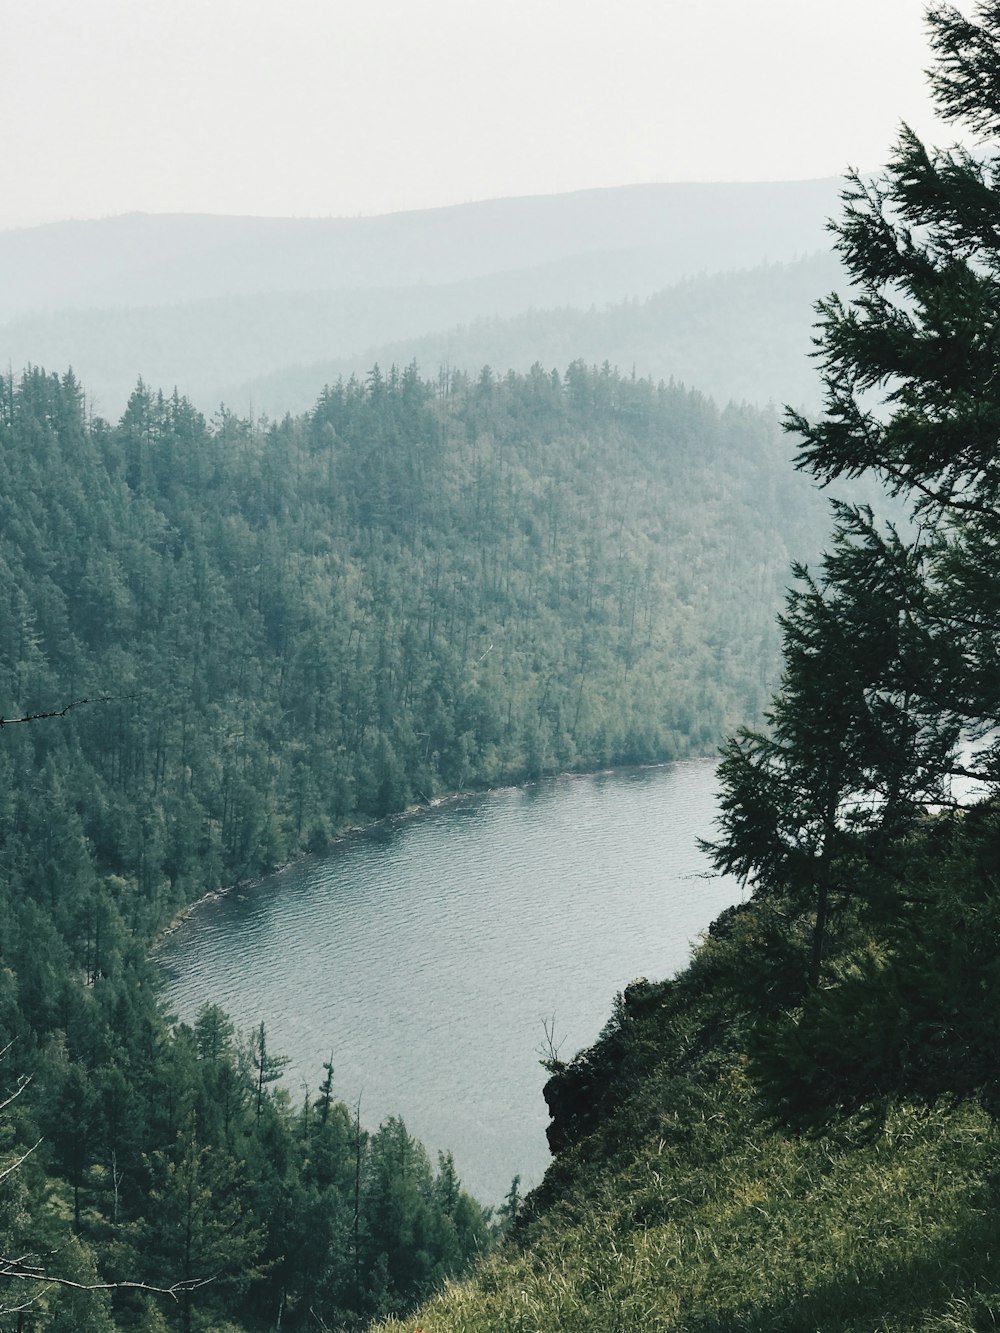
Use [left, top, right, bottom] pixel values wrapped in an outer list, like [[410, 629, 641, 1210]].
[[388, 5, 1000, 1329], [0, 359, 827, 1326]]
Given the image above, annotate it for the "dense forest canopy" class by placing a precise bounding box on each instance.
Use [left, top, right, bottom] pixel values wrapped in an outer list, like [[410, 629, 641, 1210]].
[[0, 360, 821, 918], [0, 358, 830, 1327]]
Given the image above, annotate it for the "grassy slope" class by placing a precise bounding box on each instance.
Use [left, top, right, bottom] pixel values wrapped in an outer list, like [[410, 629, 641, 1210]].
[[381, 908, 1000, 1333], [392, 1101, 997, 1332]]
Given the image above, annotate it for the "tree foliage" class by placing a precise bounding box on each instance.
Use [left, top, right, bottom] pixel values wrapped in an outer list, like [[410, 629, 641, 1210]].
[[0, 357, 827, 1324], [0, 360, 817, 943], [707, 0, 1000, 1114]]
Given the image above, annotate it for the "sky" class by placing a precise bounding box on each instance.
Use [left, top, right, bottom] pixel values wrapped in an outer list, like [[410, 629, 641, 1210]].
[[2, 0, 969, 229]]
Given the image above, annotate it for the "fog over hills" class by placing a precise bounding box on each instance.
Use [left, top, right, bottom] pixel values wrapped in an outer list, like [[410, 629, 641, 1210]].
[[220, 252, 841, 419], [1, 178, 843, 417]]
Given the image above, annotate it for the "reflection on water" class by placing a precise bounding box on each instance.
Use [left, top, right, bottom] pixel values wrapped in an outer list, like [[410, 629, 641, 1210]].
[[157, 759, 739, 1204]]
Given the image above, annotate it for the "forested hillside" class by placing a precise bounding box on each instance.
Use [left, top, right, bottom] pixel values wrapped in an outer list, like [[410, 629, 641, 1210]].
[[0, 360, 818, 917], [0, 360, 825, 1327], [391, 5, 1000, 1329]]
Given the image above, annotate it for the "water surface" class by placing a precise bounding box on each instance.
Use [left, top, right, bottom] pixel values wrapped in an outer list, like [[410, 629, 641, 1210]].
[[157, 759, 739, 1204]]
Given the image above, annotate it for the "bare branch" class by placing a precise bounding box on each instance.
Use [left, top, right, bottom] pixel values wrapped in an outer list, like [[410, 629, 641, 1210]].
[[0, 1074, 31, 1117], [536, 1015, 566, 1072], [946, 764, 992, 785], [0, 1255, 215, 1302], [0, 1141, 41, 1185], [0, 696, 135, 728]]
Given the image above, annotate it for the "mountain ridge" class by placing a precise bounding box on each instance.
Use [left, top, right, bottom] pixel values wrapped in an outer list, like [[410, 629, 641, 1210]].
[[0, 178, 842, 318]]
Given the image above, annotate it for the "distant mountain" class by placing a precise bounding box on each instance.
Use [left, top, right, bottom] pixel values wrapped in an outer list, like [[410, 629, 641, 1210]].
[[220, 252, 842, 420], [0, 180, 841, 318], [0, 180, 845, 417], [1, 250, 840, 420]]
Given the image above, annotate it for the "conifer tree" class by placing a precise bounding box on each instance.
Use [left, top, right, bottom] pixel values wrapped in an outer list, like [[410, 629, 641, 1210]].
[[708, 1, 1000, 990]]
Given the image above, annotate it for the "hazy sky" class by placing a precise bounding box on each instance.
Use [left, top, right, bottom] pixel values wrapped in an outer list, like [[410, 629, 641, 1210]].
[[3, 0, 968, 229]]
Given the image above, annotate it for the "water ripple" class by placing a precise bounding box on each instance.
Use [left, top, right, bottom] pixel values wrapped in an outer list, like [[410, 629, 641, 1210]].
[[157, 759, 739, 1204]]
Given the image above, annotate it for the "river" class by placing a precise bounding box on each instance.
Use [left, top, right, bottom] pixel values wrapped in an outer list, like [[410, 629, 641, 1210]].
[[156, 758, 740, 1205]]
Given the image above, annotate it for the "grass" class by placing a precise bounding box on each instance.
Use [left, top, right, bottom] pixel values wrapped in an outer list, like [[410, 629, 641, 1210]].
[[365, 899, 1000, 1333], [370, 877, 1000, 1333], [378, 1095, 1000, 1332]]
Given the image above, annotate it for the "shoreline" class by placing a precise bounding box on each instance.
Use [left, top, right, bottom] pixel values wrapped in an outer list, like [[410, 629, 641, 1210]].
[[150, 750, 731, 1204], [150, 753, 718, 953]]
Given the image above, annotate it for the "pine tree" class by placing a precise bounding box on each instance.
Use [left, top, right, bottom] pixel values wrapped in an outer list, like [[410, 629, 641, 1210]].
[[708, 2, 1000, 996], [145, 1122, 263, 1332], [247, 1020, 290, 1125]]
